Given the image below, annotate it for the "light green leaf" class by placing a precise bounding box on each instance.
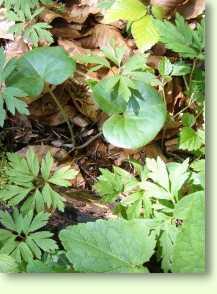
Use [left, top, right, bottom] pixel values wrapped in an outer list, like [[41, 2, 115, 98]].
[[60, 219, 156, 273], [172, 191, 205, 272], [103, 83, 166, 148], [91, 75, 127, 114], [104, 0, 147, 23], [0, 254, 19, 273], [179, 127, 204, 151], [131, 15, 159, 52]]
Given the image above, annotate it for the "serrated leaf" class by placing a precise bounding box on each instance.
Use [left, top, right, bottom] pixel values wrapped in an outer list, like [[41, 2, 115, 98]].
[[60, 219, 156, 273], [48, 165, 77, 187], [179, 127, 203, 151]]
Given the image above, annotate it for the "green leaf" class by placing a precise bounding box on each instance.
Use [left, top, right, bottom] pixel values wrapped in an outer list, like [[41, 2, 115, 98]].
[[131, 15, 159, 52], [104, 0, 147, 23], [74, 54, 110, 69], [60, 219, 156, 273], [103, 83, 167, 148], [48, 166, 77, 187], [154, 14, 204, 59], [172, 191, 205, 272], [18, 47, 76, 85], [26, 148, 40, 177], [6, 47, 75, 96], [159, 223, 178, 273], [28, 211, 50, 233], [40, 152, 53, 180], [182, 113, 196, 127], [179, 127, 204, 151], [92, 75, 128, 114], [0, 254, 19, 273]]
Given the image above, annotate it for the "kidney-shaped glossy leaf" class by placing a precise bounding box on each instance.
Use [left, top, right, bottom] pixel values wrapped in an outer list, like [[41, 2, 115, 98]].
[[6, 47, 76, 97], [103, 83, 167, 149], [59, 219, 156, 273]]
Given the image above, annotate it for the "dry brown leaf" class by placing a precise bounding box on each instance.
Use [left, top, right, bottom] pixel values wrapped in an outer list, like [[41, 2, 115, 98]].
[[51, 25, 82, 40], [78, 24, 130, 51], [58, 38, 92, 57], [151, 0, 187, 15], [5, 38, 29, 60], [177, 0, 205, 19], [0, 8, 14, 40], [66, 4, 100, 24]]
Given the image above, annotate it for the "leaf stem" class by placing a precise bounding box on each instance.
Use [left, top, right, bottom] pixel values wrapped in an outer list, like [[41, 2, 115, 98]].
[[48, 88, 75, 145]]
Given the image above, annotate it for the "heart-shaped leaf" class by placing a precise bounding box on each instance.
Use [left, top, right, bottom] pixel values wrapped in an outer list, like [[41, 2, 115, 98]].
[[103, 83, 167, 149]]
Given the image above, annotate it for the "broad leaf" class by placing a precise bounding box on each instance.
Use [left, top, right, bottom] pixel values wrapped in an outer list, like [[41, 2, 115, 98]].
[[103, 83, 167, 148], [104, 0, 147, 23], [172, 191, 205, 272], [60, 219, 156, 273], [92, 75, 128, 114], [132, 15, 159, 52], [6, 47, 75, 97]]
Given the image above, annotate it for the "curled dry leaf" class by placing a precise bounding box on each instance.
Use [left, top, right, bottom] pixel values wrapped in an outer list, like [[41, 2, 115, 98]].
[[78, 24, 130, 51], [41, 4, 100, 24], [0, 8, 14, 40], [58, 38, 92, 57], [177, 0, 205, 19], [151, 0, 205, 19], [5, 38, 29, 60], [151, 0, 186, 11]]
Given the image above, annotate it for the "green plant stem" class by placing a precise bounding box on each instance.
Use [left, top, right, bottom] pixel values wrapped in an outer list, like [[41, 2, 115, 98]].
[[48, 88, 75, 145]]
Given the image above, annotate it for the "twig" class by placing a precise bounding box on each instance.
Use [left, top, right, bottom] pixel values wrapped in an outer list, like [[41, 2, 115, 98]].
[[69, 132, 102, 153]]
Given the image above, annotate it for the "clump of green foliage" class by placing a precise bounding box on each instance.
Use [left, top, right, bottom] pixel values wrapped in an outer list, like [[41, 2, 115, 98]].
[[1, 0, 53, 46], [0, 208, 58, 263], [0, 149, 78, 212], [94, 157, 205, 272]]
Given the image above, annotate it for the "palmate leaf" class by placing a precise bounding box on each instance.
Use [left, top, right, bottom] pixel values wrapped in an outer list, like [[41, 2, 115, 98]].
[[0, 48, 29, 126], [0, 149, 76, 212], [60, 219, 156, 273], [0, 209, 58, 264]]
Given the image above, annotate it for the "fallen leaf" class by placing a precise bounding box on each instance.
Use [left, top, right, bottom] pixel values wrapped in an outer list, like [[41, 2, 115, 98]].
[[0, 8, 14, 40], [177, 0, 205, 19], [5, 38, 29, 60], [78, 24, 130, 51]]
